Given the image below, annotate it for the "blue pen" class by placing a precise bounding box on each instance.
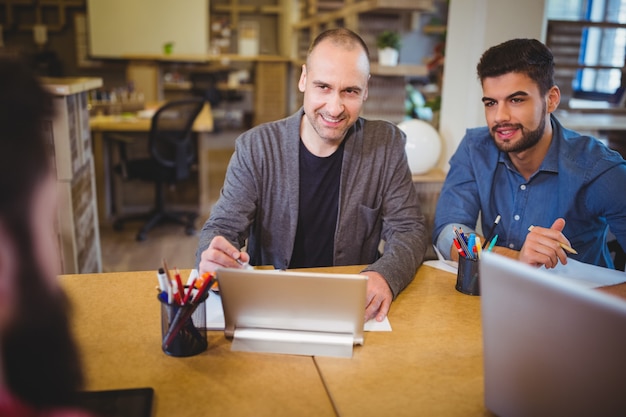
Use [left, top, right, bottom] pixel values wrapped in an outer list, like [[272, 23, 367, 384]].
[[459, 227, 467, 243], [467, 233, 476, 259], [487, 234, 498, 252]]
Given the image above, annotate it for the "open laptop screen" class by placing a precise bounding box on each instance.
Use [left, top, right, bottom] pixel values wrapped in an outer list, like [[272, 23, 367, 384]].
[[480, 253, 626, 417]]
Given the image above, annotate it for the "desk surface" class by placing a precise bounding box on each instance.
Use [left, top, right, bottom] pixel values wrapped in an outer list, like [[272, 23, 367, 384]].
[[62, 270, 335, 417], [61, 264, 488, 416], [315, 265, 485, 417], [555, 109, 626, 131], [90, 102, 214, 132]]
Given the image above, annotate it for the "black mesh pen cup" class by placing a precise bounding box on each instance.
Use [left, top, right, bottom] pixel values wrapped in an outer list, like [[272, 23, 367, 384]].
[[455, 256, 480, 296], [159, 290, 208, 357]]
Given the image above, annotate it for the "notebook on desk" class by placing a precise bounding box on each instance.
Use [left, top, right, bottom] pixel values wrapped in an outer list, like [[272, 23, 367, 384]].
[[216, 268, 367, 358], [480, 253, 626, 417]]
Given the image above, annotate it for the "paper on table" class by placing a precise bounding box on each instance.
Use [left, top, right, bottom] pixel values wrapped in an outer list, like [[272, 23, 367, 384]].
[[424, 259, 458, 274], [188, 269, 393, 332], [427, 244, 459, 274], [205, 291, 226, 330], [543, 258, 626, 288], [364, 317, 392, 331]]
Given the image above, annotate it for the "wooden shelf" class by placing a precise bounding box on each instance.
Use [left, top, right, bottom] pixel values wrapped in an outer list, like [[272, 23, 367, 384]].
[[423, 25, 446, 35], [163, 81, 192, 91], [293, 0, 434, 29], [371, 63, 428, 77], [123, 54, 291, 63]]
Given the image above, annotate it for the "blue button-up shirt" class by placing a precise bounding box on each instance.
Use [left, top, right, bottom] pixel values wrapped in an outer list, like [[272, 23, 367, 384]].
[[433, 115, 626, 268]]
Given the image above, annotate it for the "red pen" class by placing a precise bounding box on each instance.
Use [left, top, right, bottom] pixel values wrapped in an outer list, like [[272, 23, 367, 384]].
[[453, 238, 466, 257], [174, 269, 185, 305], [193, 273, 214, 303], [182, 278, 197, 305]]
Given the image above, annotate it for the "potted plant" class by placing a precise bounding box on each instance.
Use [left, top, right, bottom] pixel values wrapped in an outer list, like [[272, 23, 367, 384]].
[[377, 31, 401, 66]]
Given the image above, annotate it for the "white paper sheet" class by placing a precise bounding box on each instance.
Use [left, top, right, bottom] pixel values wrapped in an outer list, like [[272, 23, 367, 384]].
[[424, 259, 458, 274], [543, 258, 626, 288]]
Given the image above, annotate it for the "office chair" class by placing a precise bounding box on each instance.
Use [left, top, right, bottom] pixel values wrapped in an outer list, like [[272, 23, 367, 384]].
[[111, 98, 205, 241], [190, 70, 244, 131]]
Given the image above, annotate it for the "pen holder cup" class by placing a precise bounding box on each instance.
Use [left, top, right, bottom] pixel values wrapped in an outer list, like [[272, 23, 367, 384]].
[[159, 291, 208, 357], [455, 257, 480, 296]]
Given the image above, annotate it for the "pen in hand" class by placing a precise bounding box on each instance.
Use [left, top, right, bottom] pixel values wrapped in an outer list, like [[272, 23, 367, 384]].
[[233, 251, 253, 270], [236, 258, 253, 270], [527, 225, 578, 254]]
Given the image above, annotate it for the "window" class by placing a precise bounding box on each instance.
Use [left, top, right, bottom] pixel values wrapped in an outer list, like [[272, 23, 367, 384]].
[[547, 0, 626, 96]]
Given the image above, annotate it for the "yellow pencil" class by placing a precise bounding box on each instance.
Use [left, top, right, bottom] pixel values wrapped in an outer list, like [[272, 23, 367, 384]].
[[527, 225, 578, 255], [558, 242, 578, 254]]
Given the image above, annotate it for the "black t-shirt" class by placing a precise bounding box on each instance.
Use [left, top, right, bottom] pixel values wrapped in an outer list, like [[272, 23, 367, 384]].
[[289, 139, 344, 268]]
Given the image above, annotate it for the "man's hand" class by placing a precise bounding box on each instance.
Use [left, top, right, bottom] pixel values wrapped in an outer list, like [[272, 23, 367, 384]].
[[198, 236, 250, 275], [519, 218, 572, 268], [361, 271, 393, 322]]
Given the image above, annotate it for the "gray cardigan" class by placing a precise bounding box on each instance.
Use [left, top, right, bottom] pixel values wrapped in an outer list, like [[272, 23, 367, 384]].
[[196, 109, 427, 297]]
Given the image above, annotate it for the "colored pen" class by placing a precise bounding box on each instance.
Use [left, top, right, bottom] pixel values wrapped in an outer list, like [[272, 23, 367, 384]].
[[454, 227, 471, 258], [475, 236, 483, 258], [458, 227, 467, 243], [182, 278, 197, 305], [482, 214, 501, 249], [174, 269, 185, 305], [487, 234, 498, 252], [467, 234, 476, 259], [453, 238, 466, 257], [156, 267, 168, 292], [193, 272, 214, 303], [162, 273, 214, 350], [527, 225, 578, 255]]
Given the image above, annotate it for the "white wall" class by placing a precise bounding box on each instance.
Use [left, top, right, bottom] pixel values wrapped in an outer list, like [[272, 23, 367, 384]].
[[437, 0, 547, 171], [87, 0, 209, 57]]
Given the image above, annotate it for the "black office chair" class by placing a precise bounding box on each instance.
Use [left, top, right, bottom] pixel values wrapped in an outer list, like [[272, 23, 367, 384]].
[[111, 98, 205, 241], [190, 70, 245, 131]]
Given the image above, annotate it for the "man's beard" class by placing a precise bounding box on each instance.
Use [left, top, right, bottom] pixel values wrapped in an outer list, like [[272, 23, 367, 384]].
[[491, 103, 547, 153], [1, 223, 84, 408]]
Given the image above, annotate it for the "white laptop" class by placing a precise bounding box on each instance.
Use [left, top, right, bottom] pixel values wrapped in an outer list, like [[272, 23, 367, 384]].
[[480, 253, 626, 417], [216, 268, 367, 358]]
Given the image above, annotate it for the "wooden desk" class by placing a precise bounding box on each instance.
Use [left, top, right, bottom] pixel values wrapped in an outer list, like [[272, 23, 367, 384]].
[[555, 110, 626, 132], [314, 264, 487, 417], [90, 103, 215, 224], [61, 264, 489, 416], [61, 270, 335, 417], [554, 110, 626, 158]]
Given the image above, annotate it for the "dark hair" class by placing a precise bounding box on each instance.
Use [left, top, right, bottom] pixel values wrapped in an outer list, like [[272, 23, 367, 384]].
[[477, 38, 555, 96], [0, 56, 85, 408], [0, 56, 52, 205], [307, 27, 370, 65]]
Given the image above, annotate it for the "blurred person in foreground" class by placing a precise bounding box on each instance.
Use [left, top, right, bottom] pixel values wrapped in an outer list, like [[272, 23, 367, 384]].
[[0, 57, 91, 417]]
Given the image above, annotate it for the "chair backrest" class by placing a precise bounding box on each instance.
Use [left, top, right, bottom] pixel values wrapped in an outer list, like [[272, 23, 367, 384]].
[[149, 98, 205, 180]]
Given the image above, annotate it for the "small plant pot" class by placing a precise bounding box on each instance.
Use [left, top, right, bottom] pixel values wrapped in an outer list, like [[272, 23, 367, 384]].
[[378, 47, 399, 66]]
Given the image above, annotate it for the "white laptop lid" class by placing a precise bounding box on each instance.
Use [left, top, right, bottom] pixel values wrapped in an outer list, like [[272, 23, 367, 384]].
[[480, 253, 626, 417], [216, 268, 367, 358]]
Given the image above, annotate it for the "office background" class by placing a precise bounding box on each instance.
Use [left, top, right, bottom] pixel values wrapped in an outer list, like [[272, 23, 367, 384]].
[[0, 0, 624, 273]]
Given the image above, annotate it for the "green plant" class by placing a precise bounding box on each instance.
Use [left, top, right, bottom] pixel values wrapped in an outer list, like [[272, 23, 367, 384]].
[[376, 31, 401, 51]]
